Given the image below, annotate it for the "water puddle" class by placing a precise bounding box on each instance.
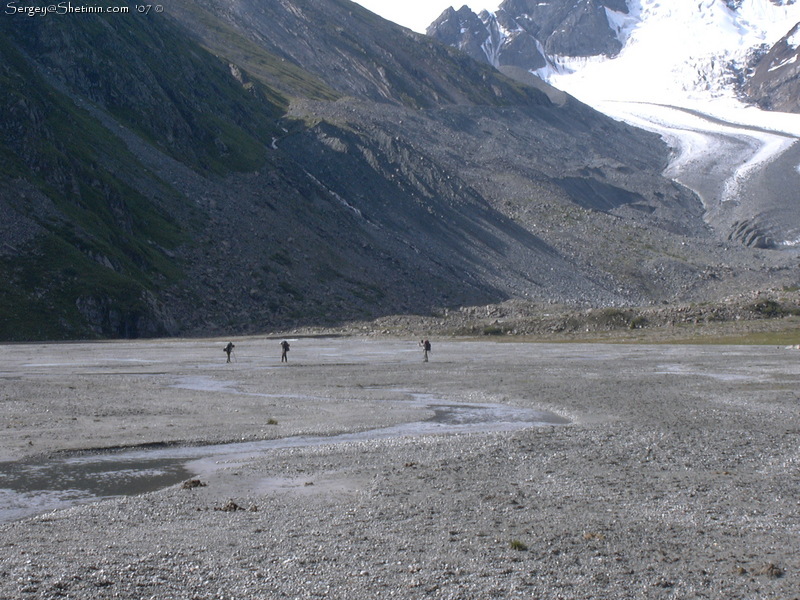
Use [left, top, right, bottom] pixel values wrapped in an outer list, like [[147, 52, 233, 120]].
[[653, 363, 766, 382], [0, 394, 567, 523]]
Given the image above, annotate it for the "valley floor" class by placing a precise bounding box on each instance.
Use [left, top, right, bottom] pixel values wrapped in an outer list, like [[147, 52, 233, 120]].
[[1, 336, 799, 598]]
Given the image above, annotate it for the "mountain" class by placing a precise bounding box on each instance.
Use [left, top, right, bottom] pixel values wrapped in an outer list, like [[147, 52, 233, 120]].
[[742, 22, 800, 113], [1, 9, 287, 339], [427, 0, 800, 247], [427, 0, 800, 112], [0, 0, 795, 341], [427, 0, 628, 71]]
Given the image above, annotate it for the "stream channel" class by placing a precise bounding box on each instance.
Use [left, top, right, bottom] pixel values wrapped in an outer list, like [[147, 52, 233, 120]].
[[0, 394, 568, 523]]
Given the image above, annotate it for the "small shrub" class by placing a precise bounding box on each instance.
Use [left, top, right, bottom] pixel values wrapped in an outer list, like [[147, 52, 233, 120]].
[[629, 316, 647, 329], [482, 325, 505, 336], [509, 539, 528, 551], [750, 300, 783, 318]]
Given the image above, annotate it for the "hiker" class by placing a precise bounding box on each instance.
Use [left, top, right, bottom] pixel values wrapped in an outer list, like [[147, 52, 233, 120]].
[[420, 339, 431, 362], [223, 342, 235, 363], [280, 339, 290, 362]]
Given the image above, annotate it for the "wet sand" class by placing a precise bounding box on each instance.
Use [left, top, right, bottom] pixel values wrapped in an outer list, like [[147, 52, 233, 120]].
[[1, 336, 799, 598]]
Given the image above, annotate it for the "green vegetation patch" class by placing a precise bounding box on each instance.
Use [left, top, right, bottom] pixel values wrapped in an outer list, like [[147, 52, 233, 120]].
[[0, 234, 161, 340], [170, 0, 339, 102], [2, 7, 288, 176], [0, 31, 195, 340]]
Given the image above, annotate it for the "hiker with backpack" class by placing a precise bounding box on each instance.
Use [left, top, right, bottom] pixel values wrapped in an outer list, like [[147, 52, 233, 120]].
[[280, 339, 290, 362], [420, 339, 431, 362]]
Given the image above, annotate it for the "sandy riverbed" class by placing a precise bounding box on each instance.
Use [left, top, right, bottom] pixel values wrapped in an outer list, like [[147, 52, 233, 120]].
[[1, 336, 799, 598]]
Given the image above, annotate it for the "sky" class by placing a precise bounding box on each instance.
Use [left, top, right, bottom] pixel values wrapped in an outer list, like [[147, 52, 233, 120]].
[[352, 0, 486, 33]]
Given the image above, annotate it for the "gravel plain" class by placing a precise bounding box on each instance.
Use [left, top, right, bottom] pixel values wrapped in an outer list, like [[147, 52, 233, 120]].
[[1, 335, 799, 599]]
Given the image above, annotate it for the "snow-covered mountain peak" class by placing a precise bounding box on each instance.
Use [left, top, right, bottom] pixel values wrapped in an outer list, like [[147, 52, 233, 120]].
[[426, 0, 800, 249], [548, 0, 800, 106]]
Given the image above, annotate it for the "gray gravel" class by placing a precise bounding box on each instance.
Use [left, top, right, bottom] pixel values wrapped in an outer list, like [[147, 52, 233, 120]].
[[1, 337, 799, 598]]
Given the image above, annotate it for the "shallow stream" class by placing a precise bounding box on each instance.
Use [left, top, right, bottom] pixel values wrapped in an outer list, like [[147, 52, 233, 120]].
[[0, 394, 567, 523]]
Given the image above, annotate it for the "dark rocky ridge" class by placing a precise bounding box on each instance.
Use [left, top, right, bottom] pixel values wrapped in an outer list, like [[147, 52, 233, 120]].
[[0, 0, 796, 341], [742, 22, 800, 113], [427, 0, 627, 70]]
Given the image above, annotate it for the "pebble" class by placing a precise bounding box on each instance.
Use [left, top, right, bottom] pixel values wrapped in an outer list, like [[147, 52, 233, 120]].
[[1, 339, 798, 598]]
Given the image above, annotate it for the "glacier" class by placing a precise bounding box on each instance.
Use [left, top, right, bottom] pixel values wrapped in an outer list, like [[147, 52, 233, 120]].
[[545, 0, 800, 246]]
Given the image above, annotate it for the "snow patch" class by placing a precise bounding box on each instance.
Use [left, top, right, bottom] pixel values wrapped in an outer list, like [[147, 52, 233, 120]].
[[768, 53, 799, 71]]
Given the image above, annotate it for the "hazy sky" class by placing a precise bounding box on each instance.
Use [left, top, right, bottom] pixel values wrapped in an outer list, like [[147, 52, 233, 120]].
[[352, 1, 486, 33]]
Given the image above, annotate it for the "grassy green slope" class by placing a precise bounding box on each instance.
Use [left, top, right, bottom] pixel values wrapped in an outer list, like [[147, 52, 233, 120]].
[[3, 9, 289, 174], [0, 8, 293, 340], [168, 0, 341, 102], [0, 33, 187, 339]]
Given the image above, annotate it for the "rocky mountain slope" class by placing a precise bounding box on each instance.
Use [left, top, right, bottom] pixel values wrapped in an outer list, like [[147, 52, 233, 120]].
[[742, 22, 800, 113], [0, 0, 795, 341], [427, 0, 628, 71]]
